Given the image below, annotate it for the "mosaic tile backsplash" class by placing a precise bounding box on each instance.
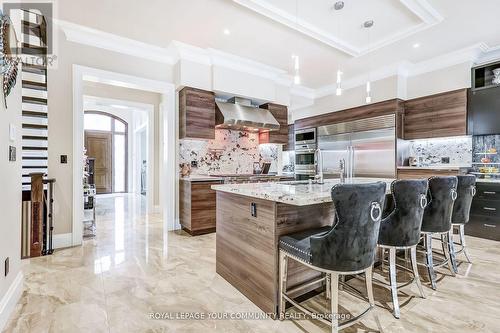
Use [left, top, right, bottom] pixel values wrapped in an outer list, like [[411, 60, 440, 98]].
[[408, 136, 472, 166], [179, 129, 280, 175]]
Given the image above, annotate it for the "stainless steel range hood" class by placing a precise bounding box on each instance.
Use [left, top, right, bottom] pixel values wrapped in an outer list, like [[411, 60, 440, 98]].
[[215, 97, 280, 132]]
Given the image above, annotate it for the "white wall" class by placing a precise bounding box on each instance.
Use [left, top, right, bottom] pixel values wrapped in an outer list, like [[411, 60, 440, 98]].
[[48, 26, 174, 235], [0, 65, 23, 330], [407, 62, 471, 99], [292, 75, 400, 121], [292, 63, 472, 121]]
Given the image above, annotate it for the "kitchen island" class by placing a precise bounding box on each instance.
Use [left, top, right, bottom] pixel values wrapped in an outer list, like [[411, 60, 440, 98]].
[[212, 178, 393, 315]]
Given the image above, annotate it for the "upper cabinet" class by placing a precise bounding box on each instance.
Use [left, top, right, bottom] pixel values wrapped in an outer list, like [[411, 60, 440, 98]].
[[179, 87, 215, 140], [284, 124, 295, 151], [403, 89, 467, 140], [258, 103, 288, 145]]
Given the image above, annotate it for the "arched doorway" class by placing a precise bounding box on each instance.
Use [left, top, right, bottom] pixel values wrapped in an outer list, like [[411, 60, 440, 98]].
[[84, 111, 128, 194]]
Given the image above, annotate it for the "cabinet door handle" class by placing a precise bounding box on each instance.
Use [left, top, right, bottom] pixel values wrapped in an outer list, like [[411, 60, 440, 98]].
[[483, 191, 496, 195], [484, 224, 496, 228], [483, 207, 497, 211]]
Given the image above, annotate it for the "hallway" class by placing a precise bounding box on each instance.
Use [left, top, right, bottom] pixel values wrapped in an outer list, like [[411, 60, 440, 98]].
[[4, 194, 500, 333]]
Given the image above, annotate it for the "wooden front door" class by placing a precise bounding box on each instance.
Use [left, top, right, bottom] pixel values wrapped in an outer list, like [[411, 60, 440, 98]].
[[85, 131, 112, 194]]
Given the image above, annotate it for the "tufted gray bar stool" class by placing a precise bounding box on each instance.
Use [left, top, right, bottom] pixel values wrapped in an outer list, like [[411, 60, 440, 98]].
[[420, 176, 458, 290], [377, 179, 428, 319], [278, 182, 386, 333], [451, 175, 477, 266]]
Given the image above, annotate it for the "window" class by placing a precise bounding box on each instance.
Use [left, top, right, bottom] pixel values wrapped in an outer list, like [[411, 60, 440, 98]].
[[84, 113, 112, 131]]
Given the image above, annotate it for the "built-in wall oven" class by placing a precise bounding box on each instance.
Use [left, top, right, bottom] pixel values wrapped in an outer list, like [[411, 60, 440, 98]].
[[295, 128, 316, 145], [295, 129, 317, 180]]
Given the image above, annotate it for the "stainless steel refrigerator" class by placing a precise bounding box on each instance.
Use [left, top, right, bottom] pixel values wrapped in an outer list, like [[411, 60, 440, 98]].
[[317, 114, 396, 179]]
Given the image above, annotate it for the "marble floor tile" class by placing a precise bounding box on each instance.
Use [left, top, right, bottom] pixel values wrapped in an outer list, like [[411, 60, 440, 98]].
[[3, 193, 500, 333]]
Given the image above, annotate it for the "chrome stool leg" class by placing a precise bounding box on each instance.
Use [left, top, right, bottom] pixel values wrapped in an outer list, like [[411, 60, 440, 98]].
[[459, 225, 472, 263], [410, 246, 425, 299], [424, 234, 437, 290], [330, 273, 339, 333], [326, 273, 331, 300], [440, 233, 456, 276], [278, 251, 288, 319], [447, 230, 458, 274], [388, 248, 400, 318]]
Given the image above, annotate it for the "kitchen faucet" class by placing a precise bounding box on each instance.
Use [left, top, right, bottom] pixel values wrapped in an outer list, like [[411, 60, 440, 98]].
[[339, 159, 346, 184], [315, 148, 324, 184]]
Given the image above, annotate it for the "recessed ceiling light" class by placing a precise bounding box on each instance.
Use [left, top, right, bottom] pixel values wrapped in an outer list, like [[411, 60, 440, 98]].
[[413, 43, 420, 48], [223, 29, 231, 35]]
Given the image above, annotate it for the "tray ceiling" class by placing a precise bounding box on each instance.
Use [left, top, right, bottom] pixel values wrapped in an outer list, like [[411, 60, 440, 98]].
[[234, 0, 443, 56]]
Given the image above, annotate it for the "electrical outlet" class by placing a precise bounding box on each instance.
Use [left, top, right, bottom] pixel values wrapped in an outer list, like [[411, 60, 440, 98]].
[[191, 160, 198, 168], [5, 257, 9, 277], [60, 155, 67, 164], [441, 157, 450, 164]]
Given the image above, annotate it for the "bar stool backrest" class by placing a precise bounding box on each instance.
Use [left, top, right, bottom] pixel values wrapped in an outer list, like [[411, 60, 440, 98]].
[[378, 179, 429, 247], [422, 176, 458, 233], [310, 182, 387, 272], [452, 175, 476, 224]]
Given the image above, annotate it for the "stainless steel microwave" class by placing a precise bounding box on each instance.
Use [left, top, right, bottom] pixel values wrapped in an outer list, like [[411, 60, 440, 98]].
[[294, 128, 316, 145]]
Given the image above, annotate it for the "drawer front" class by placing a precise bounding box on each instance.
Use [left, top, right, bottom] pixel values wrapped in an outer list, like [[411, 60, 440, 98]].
[[475, 184, 500, 201], [471, 199, 500, 217], [465, 216, 500, 241]]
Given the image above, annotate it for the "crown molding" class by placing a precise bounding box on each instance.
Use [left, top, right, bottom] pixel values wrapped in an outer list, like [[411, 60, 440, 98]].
[[233, 0, 443, 56], [55, 19, 177, 65]]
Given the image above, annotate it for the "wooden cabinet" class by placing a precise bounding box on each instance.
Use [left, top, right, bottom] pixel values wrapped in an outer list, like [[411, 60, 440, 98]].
[[258, 103, 288, 145], [403, 89, 467, 140], [284, 124, 294, 151], [179, 179, 222, 235], [179, 87, 215, 140], [397, 168, 459, 180]]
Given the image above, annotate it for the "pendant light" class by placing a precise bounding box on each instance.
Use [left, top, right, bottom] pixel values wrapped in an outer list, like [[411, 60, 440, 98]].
[[292, 0, 301, 85], [334, 1, 344, 96], [292, 55, 301, 85], [364, 20, 374, 104]]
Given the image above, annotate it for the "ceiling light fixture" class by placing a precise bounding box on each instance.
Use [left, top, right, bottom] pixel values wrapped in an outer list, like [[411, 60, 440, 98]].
[[336, 70, 343, 96], [364, 20, 374, 104], [333, 1, 344, 10], [291, 0, 301, 85], [223, 28, 231, 35], [413, 43, 420, 48], [292, 55, 301, 85]]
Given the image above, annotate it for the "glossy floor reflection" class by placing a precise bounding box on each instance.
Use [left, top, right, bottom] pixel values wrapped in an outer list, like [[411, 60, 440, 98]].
[[4, 193, 500, 332]]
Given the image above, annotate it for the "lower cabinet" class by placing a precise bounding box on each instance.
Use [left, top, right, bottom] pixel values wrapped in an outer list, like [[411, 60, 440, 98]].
[[466, 183, 500, 241], [179, 180, 222, 235]]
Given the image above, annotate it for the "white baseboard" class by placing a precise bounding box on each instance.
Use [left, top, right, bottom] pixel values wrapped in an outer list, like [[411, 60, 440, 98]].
[[53, 233, 73, 249], [0, 272, 24, 331]]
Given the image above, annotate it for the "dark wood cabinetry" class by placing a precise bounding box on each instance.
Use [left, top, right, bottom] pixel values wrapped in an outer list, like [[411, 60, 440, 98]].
[[258, 103, 288, 145], [466, 183, 500, 241], [295, 99, 404, 130], [179, 87, 216, 140], [284, 124, 294, 151], [179, 179, 222, 235], [403, 89, 467, 140]]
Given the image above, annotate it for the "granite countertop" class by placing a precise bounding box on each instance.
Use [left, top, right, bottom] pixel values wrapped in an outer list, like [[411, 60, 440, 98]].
[[397, 165, 470, 170], [212, 177, 394, 206]]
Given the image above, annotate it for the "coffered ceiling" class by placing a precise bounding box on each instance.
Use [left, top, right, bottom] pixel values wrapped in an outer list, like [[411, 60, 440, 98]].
[[56, 0, 500, 89], [234, 0, 442, 56]]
